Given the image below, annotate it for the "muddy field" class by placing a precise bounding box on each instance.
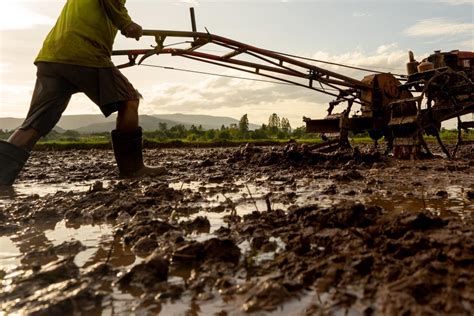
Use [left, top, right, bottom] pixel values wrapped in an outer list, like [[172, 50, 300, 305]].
[[1, 144, 473, 315]]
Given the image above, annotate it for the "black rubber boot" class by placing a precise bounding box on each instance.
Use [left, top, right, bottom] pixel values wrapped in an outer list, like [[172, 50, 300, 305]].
[[111, 127, 167, 178], [0, 140, 30, 186]]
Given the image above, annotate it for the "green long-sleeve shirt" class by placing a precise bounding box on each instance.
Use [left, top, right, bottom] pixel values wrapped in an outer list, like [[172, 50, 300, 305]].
[[35, 0, 133, 68]]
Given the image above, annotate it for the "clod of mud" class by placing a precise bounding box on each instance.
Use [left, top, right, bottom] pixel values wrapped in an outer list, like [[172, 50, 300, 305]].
[[118, 252, 169, 288], [0, 257, 105, 315], [23, 240, 86, 263], [143, 183, 183, 200], [123, 218, 177, 245], [131, 236, 159, 256], [331, 169, 365, 182], [1, 258, 79, 298], [202, 238, 241, 265], [172, 238, 240, 267], [467, 190, 474, 199], [435, 190, 448, 198], [181, 216, 211, 234], [241, 278, 300, 313], [393, 212, 447, 234], [6, 280, 103, 316], [297, 203, 383, 229]]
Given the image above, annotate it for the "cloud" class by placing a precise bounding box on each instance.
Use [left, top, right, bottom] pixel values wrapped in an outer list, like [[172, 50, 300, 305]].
[[376, 43, 399, 54], [404, 18, 474, 37], [436, 0, 474, 5], [0, 83, 34, 117], [308, 46, 407, 75], [0, 3, 54, 30], [0, 63, 10, 75], [353, 12, 372, 18], [460, 39, 474, 50], [177, 0, 200, 6]]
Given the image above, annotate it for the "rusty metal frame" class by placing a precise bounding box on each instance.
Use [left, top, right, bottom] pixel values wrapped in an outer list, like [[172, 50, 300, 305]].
[[112, 29, 372, 106]]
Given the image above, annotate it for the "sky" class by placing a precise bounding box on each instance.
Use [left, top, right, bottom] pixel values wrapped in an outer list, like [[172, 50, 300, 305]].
[[0, 0, 473, 128]]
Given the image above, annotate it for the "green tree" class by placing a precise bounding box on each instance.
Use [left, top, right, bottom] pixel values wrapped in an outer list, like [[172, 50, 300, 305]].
[[268, 113, 280, 129], [268, 113, 280, 136], [281, 117, 291, 133], [205, 129, 216, 140], [186, 133, 197, 141], [277, 130, 286, 139], [251, 125, 268, 139], [62, 130, 81, 141], [42, 130, 61, 141], [158, 122, 168, 132], [292, 126, 306, 138], [0, 129, 12, 140], [238, 114, 249, 138], [217, 129, 231, 141], [170, 124, 187, 138]]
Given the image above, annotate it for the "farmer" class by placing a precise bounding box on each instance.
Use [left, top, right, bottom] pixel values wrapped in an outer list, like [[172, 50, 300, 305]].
[[0, 0, 166, 186]]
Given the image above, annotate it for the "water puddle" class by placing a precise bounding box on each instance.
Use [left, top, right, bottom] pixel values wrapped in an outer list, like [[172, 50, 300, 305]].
[[0, 180, 102, 208], [2, 173, 470, 270], [171, 175, 473, 238], [0, 237, 21, 271], [1, 221, 113, 273], [45, 221, 113, 267]]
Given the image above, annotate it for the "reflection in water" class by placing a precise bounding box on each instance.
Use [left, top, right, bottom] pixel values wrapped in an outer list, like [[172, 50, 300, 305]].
[[0, 237, 21, 270], [45, 221, 113, 267], [84, 239, 136, 270], [1, 221, 114, 271], [12, 225, 59, 267], [0, 180, 105, 208]]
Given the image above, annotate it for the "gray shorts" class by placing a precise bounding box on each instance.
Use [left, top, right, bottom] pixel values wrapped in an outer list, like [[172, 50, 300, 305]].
[[20, 62, 140, 136]]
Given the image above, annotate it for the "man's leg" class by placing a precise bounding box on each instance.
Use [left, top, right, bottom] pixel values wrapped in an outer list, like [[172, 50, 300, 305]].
[[116, 100, 139, 132], [71, 65, 166, 178], [0, 62, 74, 186], [8, 128, 41, 152], [0, 128, 37, 186], [111, 100, 167, 178], [0, 140, 30, 186]]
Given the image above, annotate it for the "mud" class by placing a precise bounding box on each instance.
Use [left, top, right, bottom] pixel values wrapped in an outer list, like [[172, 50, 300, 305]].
[[0, 144, 473, 315]]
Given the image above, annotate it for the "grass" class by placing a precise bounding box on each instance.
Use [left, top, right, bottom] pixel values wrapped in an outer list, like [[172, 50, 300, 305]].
[[8, 129, 472, 151]]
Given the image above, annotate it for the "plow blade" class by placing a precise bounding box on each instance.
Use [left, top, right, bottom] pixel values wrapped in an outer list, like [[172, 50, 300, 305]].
[[305, 116, 375, 134]]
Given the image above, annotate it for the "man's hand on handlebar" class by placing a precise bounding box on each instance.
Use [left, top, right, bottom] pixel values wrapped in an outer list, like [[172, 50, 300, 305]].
[[122, 22, 143, 41]]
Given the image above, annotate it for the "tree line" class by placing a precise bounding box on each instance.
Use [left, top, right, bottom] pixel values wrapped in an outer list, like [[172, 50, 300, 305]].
[[144, 113, 308, 141], [0, 114, 312, 142]]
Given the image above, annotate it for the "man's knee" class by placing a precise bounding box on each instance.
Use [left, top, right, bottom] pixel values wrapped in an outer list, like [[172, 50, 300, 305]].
[[118, 100, 139, 113]]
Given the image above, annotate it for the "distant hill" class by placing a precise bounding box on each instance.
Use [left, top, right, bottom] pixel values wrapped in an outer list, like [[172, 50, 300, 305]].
[[0, 117, 65, 133], [76, 115, 184, 133], [0, 117, 24, 131], [57, 115, 116, 130], [1, 113, 260, 134]]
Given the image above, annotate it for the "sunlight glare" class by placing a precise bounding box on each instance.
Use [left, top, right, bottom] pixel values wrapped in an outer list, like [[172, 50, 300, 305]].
[[0, 2, 54, 30]]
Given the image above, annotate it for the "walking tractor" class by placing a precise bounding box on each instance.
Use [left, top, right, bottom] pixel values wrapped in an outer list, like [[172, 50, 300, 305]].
[[113, 9, 474, 159]]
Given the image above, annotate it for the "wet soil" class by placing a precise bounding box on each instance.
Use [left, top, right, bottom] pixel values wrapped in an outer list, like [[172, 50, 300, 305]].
[[1, 144, 473, 315]]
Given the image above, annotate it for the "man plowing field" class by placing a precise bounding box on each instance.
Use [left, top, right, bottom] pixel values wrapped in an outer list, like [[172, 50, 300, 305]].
[[0, 0, 166, 186]]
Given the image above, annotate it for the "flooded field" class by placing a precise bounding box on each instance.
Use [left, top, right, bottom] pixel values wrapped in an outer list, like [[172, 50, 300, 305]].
[[1, 145, 473, 315]]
